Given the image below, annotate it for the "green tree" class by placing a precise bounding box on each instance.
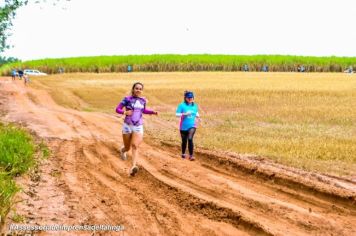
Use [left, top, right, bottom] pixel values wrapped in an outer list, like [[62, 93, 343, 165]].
[[0, 0, 27, 53], [0, 55, 19, 66]]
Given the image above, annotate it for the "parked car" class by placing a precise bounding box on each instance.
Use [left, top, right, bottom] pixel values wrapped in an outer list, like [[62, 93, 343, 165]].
[[24, 69, 47, 76]]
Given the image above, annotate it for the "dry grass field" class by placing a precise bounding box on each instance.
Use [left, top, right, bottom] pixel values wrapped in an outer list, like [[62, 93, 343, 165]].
[[30, 72, 356, 176], [2, 73, 356, 235]]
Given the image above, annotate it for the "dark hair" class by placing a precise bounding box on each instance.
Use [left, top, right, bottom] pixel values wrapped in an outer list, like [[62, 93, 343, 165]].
[[131, 82, 144, 96]]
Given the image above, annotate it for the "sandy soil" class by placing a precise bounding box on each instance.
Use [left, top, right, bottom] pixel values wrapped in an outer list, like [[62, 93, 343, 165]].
[[0, 77, 355, 236]]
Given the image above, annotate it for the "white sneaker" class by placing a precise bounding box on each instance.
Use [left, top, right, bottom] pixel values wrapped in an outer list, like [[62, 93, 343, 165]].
[[130, 166, 139, 176], [120, 147, 127, 160]]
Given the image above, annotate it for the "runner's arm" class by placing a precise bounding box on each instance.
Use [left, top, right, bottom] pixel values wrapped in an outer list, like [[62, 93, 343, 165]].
[[143, 108, 157, 115], [115, 103, 125, 114], [142, 98, 157, 115], [116, 97, 130, 114]]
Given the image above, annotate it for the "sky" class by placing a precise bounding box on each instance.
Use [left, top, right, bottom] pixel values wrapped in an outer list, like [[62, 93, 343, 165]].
[[2, 0, 356, 60]]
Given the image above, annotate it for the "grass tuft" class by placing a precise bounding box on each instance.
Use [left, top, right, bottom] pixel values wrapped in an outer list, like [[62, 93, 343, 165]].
[[0, 124, 36, 226]]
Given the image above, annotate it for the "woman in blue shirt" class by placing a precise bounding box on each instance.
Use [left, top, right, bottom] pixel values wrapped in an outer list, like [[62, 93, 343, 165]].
[[176, 91, 201, 161]]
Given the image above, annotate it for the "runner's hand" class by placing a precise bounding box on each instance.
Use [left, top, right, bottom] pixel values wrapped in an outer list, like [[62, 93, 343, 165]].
[[197, 117, 202, 126], [124, 110, 133, 116]]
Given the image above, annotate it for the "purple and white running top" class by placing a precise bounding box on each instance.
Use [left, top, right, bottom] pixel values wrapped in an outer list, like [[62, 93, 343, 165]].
[[116, 96, 155, 126]]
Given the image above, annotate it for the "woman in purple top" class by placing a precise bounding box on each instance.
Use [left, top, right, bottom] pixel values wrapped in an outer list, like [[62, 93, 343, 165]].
[[116, 82, 158, 176]]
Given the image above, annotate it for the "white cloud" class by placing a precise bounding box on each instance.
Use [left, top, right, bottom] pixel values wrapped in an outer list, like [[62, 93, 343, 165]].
[[3, 0, 356, 60]]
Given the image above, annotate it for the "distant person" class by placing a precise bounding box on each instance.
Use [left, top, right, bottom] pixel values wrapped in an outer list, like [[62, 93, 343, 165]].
[[11, 69, 17, 80], [24, 74, 30, 86], [18, 70, 24, 80], [115, 82, 158, 176], [176, 91, 201, 161], [261, 65, 268, 72], [344, 66, 353, 73], [297, 65, 305, 72], [58, 67, 64, 73], [243, 64, 249, 72], [348, 66, 353, 73], [127, 65, 132, 72]]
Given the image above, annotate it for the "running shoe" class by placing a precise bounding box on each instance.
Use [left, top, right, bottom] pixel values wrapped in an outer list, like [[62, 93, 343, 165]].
[[130, 166, 139, 176], [181, 154, 186, 159], [120, 147, 127, 160], [189, 156, 195, 161]]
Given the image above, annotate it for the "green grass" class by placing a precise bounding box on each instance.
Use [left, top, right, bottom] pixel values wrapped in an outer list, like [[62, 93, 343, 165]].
[[0, 125, 35, 175], [11, 211, 25, 223], [1, 54, 356, 75], [0, 174, 18, 225], [0, 123, 36, 226], [38, 141, 50, 159]]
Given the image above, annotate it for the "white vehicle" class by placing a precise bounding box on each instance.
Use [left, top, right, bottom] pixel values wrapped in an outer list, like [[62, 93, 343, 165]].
[[24, 69, 47, 76]]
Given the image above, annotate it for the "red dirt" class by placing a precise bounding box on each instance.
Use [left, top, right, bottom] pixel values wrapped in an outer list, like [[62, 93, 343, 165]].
[[0, 77, 355, 236]]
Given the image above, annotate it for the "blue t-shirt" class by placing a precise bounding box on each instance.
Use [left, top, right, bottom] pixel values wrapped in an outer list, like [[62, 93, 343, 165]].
[[176, 102, 199, 131]]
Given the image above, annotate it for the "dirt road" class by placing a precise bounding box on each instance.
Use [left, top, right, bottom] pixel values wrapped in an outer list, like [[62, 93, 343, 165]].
[[1, 77, 355, 236]]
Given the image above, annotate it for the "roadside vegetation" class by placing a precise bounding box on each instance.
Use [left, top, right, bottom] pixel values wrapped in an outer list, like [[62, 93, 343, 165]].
[[0, 123, 49, 227], [1, 54, 356, 75], [29, 72, 356, 177], [0, 56, 19, 67]]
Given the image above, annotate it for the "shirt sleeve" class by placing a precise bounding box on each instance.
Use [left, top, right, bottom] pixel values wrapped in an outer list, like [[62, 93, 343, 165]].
[[175, 104, 182, 117], [115, 97, 127, 114], [143, 108, 155, 114]]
